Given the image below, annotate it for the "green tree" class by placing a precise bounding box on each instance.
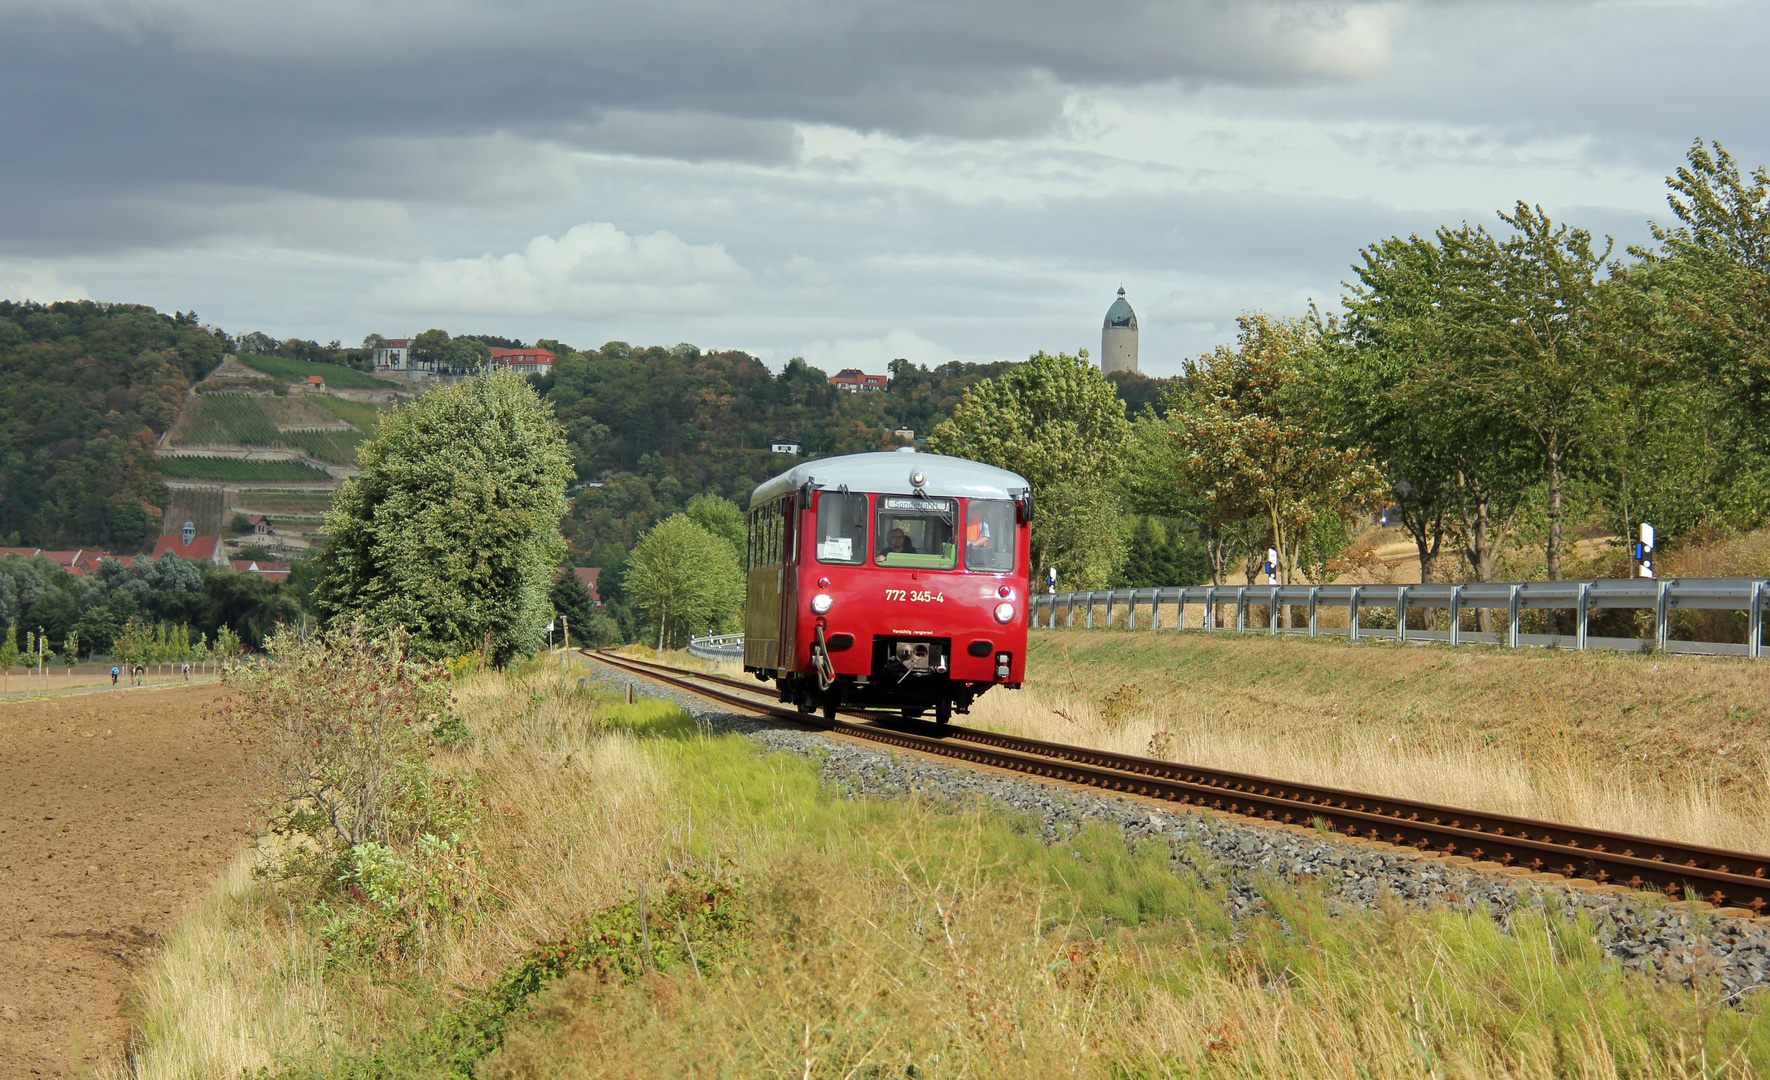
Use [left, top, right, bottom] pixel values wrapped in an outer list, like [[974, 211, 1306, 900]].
[[684, 494, 746, 564], [548, 571, 597, 645], [1437, 204, 1613, 579], [622, 515, 744, 650], [928, 350, 1131, 587], [314, 372, 573, 664], [1333, 236, 1539, 583], [1170, 315, 1385, 595], [0, 624, 15, 693]]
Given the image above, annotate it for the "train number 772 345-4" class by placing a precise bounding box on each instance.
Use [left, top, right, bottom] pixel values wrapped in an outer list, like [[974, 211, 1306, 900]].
[[884, 589, 945, 603]]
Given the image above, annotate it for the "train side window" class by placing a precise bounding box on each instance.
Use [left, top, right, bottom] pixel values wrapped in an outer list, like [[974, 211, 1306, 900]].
[[746, 509, 758, 570], [815, 492, 868, 564], [963, 499, 1016, 572], [875, 496, 956, 568]]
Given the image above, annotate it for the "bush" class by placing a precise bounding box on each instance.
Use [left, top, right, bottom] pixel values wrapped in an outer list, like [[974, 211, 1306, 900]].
[[219, 624, 482, 960]]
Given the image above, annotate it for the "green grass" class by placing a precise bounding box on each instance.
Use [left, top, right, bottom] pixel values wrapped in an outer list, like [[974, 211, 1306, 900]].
[[235, 355, 400, 389], [155, 457, 333, 481]]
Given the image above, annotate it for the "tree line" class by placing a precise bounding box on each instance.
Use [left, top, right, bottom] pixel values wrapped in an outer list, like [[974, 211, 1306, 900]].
[[939, 140, 1770, 594]]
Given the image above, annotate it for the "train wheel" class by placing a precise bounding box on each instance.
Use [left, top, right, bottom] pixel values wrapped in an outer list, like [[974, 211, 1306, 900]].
[[936, 700, 952, 725]]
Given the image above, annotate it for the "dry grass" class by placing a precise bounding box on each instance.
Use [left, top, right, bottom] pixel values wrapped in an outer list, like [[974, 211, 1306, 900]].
[[110, 649, 1770, 1079], [976, 629, 1770, 853], [101, 853, 333, 1079]]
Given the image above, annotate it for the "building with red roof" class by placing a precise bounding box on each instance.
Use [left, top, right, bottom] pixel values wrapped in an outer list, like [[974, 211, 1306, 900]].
[[229, 559, 291, 580], [491, 347, 556, 376], [573, 567, 601, 604], [829, 368, 887, 393], [153, 521, 227, 566]]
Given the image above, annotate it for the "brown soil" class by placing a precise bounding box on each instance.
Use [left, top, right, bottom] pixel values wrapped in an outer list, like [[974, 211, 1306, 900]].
[[0, 684, 247, 1078]]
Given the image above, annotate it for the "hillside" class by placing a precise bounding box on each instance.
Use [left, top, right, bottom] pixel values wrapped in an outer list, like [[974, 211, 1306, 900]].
[[0, 300, 227, 549]]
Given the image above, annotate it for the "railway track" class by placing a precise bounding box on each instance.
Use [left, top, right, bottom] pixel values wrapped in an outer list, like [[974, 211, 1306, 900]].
[[586, 648, 1770, 917]]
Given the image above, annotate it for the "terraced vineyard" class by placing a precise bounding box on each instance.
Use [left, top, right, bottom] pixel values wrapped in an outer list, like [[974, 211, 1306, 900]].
[[157, 457, 332, 481], [170, 394, 382, 464]]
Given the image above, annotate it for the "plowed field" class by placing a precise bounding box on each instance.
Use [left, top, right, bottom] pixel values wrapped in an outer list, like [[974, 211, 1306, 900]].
[[0, 685, 247, 1078]]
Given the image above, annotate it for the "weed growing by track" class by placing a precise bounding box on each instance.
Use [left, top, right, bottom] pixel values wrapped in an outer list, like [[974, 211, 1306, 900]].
[[111, 654, 1770, 1079]]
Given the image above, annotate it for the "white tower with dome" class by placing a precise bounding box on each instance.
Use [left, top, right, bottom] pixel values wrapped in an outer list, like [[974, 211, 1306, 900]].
[[1100, 286, 1138, 375]]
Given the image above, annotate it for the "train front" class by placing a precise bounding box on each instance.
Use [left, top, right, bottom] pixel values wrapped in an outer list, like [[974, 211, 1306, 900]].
[[788, 453, 1031, 722]]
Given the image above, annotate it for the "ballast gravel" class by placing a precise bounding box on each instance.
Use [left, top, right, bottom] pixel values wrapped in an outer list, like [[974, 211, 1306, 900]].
[[588, 663, 1770, 1001]]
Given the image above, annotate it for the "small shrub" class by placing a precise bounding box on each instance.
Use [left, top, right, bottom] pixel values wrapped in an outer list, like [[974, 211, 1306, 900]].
[[218, 624, 482, 960], [1099, 683, 1147, 731]]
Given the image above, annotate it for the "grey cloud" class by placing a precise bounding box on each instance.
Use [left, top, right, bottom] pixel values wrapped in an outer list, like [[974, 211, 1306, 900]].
[[0, 0, 1396, 251], [557, 112, 804, 165]]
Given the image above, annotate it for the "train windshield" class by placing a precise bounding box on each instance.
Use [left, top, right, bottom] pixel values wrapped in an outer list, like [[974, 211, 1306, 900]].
[[815, 492, 869, 564], [875, 496, 956, 568], [963, 499, 1015, 572]]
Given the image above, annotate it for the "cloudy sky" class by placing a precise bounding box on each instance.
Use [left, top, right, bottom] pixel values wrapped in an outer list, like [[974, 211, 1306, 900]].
[[2, 0, 1765, 376]]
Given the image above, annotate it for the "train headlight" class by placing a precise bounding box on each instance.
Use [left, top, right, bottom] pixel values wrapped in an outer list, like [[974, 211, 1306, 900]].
[[811, 593, 834, 614], [993, 602, 1015, 624]]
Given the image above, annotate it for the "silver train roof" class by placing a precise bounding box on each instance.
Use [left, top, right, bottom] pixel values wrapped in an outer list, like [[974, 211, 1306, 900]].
[[749, 450, 1031, 509]]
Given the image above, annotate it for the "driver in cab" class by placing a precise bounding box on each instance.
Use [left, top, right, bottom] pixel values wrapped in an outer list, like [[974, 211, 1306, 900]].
[[880, 526, 917, 559]]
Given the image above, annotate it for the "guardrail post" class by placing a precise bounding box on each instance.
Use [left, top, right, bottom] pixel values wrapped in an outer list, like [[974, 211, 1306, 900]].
[[1204, 587, 1216, 631], [1655, 579, 1670, 652], [1085, 592, 1096, 629], [1508, 585, 1521, 648], [1127, 589, 1137, 630], [1308, 587, 1319, 636], [1236, 589, 1247, 632], [1397, 586, 1411, 644], [1751, 580, 1764, 659], [1576, 582, 1591, 651], [1448, 585, 1463, 646], [1150, 589, 1161, 631], [1269, 587, 1281, 635], [1105, 591, 1116, 629], [1065, 594, 1076, 628], [1350, 586, 1362, 643]]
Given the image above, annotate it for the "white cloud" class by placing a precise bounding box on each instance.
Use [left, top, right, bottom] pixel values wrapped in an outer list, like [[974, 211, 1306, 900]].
[[372, 222, 747, 317], [798, 328, 949, 372], [0, 262, 88, 303]]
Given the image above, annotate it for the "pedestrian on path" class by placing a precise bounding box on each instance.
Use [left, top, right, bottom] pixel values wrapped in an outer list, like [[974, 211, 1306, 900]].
[[110, 666, 119, 686], [181, 663, 190, 682]]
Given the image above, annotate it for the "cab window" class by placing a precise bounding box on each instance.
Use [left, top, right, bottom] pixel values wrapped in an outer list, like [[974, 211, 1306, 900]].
[[875, 496, 956, 569], [963, 499, 1015, 572], [815, 492, 868, 564]]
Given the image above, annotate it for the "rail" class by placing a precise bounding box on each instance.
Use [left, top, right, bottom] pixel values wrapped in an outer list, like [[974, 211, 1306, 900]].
[[584, 648, 1770, 915], [687, 632, 745, 661], [1029, 577, 1770, 658]]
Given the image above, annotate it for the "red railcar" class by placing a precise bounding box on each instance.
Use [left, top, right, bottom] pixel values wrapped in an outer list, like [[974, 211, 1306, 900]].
[[744, 450, 1032, 721]]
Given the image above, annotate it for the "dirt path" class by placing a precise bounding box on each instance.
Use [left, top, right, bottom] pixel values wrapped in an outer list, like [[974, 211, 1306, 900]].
[[0, 685, 248, 1078]]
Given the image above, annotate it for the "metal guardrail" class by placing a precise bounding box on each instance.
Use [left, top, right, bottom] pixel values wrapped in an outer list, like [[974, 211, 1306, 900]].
[[688, 633, 745, 661], [1029, 578, 1770, 658]]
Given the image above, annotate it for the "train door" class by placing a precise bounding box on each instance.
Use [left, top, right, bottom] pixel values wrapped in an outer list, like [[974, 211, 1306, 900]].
[[777, 494, 799, 670], [744, 498, 784, 670]]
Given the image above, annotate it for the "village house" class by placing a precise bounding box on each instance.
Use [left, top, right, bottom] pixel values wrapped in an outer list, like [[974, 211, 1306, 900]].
[[152, 522, 228, 566], [829, 368, 888, 393], [490, 347, 556, 376]]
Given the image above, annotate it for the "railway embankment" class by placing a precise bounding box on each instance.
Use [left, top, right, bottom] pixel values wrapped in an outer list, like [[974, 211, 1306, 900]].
[[110, 652, 1770, 1078], [594, 655, 1770, 1001]]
